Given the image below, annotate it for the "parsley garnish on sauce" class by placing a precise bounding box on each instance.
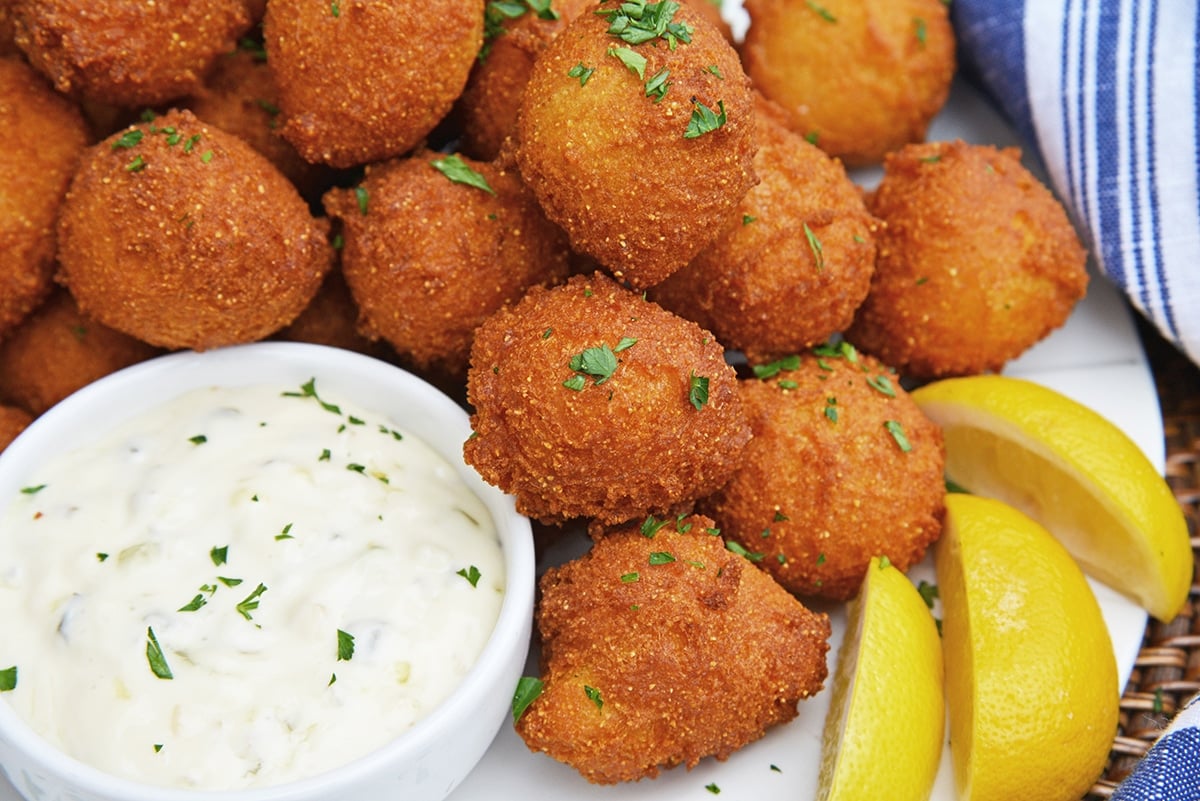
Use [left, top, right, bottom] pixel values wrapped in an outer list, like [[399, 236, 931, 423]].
[[337, 629, 355, 661], [236, 583, 268, 620], [512, 676, 544, 722], [146, 627, 174, 680], [684, 99, 727, 139], [0, 666, 16, 692], [431, 154, 496, 195], [457, 565, 482, 587], [282, 378, 342, 415], [210, 545, 229, 566]]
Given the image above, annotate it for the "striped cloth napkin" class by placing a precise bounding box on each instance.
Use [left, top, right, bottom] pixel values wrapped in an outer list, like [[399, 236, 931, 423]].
[[1109, 692, 1200, 800], [952, 1, 1200, 369]]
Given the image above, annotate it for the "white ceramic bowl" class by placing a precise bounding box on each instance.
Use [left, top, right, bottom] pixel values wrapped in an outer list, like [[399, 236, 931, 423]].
[[0, 342, 535, 801]]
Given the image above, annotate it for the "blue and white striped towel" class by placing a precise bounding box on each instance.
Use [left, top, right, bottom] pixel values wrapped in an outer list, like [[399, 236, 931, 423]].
[[953, 1, 1200, 368]]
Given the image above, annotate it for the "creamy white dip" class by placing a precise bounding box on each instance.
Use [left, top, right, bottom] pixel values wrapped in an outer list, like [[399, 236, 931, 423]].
[[0, 381, 504, 790]]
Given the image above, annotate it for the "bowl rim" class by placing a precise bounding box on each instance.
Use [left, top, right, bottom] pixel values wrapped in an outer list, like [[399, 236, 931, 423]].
[[0, 342, 535, 801]]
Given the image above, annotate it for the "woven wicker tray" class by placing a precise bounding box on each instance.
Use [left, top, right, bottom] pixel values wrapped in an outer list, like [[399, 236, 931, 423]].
[[1084, 322, 1200, 798]]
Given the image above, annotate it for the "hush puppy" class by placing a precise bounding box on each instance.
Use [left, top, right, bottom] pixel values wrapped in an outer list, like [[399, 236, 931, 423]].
[[741, 0, 955, 166], [516, 514, 831, 783], [464, 272, 751, 525], [57, 109, 333, 351], [0, 290, 160, 416], [324, 150, 571, 380], [0, 404, 31, 453], [846, 140, 1090, 377], [698, 344, 945, 600], [264, 0, 483, 168], [515, 1, 757, 288], [0, 58, 90, 341], [12, 0, 249, 106], [650, 96, 877, 362]]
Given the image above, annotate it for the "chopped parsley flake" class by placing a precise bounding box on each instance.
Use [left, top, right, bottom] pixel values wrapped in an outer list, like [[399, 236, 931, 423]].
[[752, 354, 801, 379], [319, 448, 331, 461], [200, 150, 213, 164], [218, 576, 243, 587], [806, 0, 837, 22], [276, 522, 294, 540], [803, 222, 825, 270], [126, 155, 147, 172], [512, 676, 545, 722], [648, 551, 676, 566], [824, 397, 838, 422], [337, 628, 355, 661], [689, 373, 710, 410], [564, 342, 625, 389], [742, 214, 757, 225], [235, 582, 268, 620], [210, 545, 229, 566], [568, 62, 595, 86], [641, 515, 670, 538], [431, 154, 496, 195], [878, 555, 892, 570], [112, 130, 144, 150], [607, 45, 647, 79], [96, 552, 109, 562], [598, 0, 693, 47], [331, 1, 339, 17], [620, 572, 640, 583], [457, 565, 482, 587], [866, 374, 897, 397], [914, 16, 927, 44], [188, 434, 207, 445], [282, 378, 342, 415], [584, 685, 604, 710], [0, 666, 16, 692], [145, 627, 173, 680], [354, 185, 369, 214], [684, 99, 726, 139], [917, 580, 939, 608], [20, 484, 46, 495], [705, 64, 724, 78], [644, 67, 670, 101], [885, 420, 913, 452], [178, 594, 207, 612], [726, 541, 764, 562], [706, 783, 721, 795]]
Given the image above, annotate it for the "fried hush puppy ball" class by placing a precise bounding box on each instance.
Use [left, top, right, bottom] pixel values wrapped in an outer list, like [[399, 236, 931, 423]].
[[0, 289, 160, 416], [274, 268, 392, 359], [698, 345, 945, 600], [650, 95, 877, 363], [187, 47, 334, 201], [12, 0, 249, 107], [846, 140, 1090, 378], [324, 150, 571, 380], [264, 0, 483, 168], [741, 0, 955, 167], [515, 1, 756, 289], [464, 272, 751, 525], [0, 58, 90, 341], [516, 515, 831, 784], [57, 109, 333, 351], [0, 404, 32, 453]]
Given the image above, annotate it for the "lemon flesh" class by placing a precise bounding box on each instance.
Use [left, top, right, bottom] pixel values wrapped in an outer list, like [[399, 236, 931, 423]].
[[817, 556, 943, 801], [937, 493, 1119, 801], [912, 374, 1191, 621]]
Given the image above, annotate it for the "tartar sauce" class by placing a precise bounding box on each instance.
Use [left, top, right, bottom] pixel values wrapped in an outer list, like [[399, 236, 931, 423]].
[[0, 381, 505, 790]]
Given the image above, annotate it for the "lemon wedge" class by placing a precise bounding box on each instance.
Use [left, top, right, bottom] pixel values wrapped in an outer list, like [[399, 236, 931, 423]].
[[816, 556, 943, 801], [936, 493, 1119, 801], [912, 374, 1191, 621]]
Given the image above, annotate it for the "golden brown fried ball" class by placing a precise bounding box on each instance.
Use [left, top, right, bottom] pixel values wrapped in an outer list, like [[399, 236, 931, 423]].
[[464, 272, 751, 526], [697, 345, 945, 600], [264, 0, 483, 168], [0, 404, 31, 452], [846, 140, 1090, 378], [323, 150, 571, 380], [741, 0, 955, 167], [0, 289, 160, 416], [0, 0, 18, 57], [0, 58, 90, 342], [12, 0, 249, 106], [57, 108, 333, 351], [187, 47, 334, 201], [515, 2, 756, 288], [273, 267, 392, 360], [516, 514, 831, 784], [650, 95, 877, 363]]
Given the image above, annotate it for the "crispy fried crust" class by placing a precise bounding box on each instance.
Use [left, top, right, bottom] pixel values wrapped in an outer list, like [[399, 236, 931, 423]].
[[741, 0, 955, 167], [323, 150, 571, 379], [0, 57, 90, 341], [698, 347, 945, 600], [515, 3, 756, 288], [0, 289, 160, 416], [12, 0, 249, 106], [846, 140, 1089, 377], [0, 404, 32, 453], [650, 95, 878, 362], [464, 272, 751, 525], [56, 108, 333, 351], [264, 0, 483, 168], [517, 515, 831, 783]]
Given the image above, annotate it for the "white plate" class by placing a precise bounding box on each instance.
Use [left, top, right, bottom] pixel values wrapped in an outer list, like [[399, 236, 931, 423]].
[[0, 3, 1160, 800]]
